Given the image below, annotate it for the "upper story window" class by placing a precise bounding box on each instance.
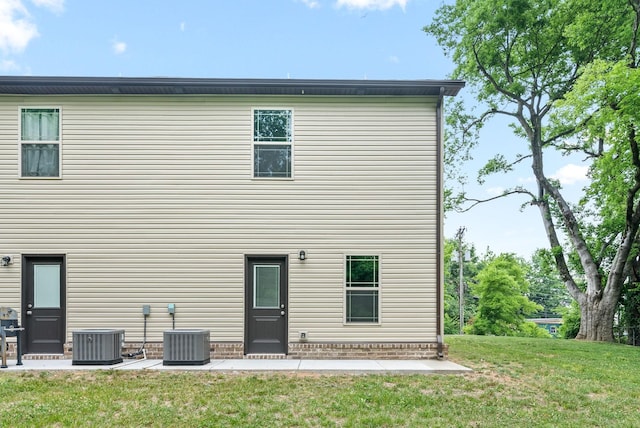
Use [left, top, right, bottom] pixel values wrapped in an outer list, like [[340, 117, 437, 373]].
[[253, 109, 292, 178], [20, 108, 61, 178]]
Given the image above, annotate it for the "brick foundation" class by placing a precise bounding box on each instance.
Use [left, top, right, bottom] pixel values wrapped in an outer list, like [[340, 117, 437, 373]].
[[288, 342, 446, 359], [7, 341, 446, 361], [110, 342, 245, 360]]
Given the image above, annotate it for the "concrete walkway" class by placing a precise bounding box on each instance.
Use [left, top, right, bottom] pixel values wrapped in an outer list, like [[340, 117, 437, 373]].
[[2, 358, 471, 375]]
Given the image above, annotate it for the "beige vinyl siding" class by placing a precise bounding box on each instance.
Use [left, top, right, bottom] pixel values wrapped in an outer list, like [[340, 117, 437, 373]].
[[0, 95, 438, 343]]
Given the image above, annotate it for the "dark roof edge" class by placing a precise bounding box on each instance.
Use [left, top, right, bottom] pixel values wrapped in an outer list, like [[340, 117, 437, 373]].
[[0, 76, 465, 97]]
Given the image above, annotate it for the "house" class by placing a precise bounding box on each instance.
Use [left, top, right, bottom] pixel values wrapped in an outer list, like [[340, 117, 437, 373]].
[[0, 76, 464, 360], [528, 318, 563, 337]]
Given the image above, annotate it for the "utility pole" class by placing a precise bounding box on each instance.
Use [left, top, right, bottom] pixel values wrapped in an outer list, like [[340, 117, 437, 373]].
[[456, 226, 466, 334]]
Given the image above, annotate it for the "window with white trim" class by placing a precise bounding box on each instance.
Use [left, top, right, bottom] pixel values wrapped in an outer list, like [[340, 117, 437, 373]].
[[20, 108, 61, 178], [253, 109, 292, 178], [345, 255, 379, 323]]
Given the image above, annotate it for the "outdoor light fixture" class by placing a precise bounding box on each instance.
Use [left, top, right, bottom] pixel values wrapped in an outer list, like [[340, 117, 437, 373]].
[[298, 250, 306, 261], [1, 256, 12, 267]]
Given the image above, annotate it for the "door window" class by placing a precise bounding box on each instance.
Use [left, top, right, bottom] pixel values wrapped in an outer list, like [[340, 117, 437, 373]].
[[33, 264, 61, 308], [253, 265, 280, 308]]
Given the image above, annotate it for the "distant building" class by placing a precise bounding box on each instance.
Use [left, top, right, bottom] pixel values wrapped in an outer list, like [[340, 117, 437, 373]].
[[528, 318, 563, 337]]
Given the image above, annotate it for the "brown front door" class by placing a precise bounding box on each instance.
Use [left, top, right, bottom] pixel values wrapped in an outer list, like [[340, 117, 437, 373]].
[[245, 256, 288, 354], [22, 255, 66, 354]]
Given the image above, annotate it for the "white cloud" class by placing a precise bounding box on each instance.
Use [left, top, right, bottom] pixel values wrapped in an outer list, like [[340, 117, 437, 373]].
[[335, 0, 408, 10], [551, 164, 589, 185], [300, 0, 321, 8], [180, 21, 186, 32], [0, 0, 63, 74], [388, 55, 399, 63], [0, 59, 20, 71], [30, 0, 64, 14], [0, 0, 39, 53], [112, 38, 127, 55]]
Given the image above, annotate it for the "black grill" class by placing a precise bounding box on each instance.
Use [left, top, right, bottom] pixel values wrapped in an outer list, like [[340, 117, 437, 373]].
[[1, 318, 18, 329], [1, 307, 23, 368]]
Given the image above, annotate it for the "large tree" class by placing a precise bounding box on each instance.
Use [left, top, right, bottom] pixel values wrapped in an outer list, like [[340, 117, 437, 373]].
[[425, 0, 640, 341]]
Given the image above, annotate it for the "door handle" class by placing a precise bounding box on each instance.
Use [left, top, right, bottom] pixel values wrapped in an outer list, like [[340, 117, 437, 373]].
[[26, 311, 33, 316], [280, 311, 286, 316]]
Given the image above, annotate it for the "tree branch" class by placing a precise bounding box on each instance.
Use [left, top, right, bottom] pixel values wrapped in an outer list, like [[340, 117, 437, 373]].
[[535, 192, 584, 301], [472, 40, 527, 104], [596, 233, 620, 266], [541, 177, 602, 295], [456, 188, 536, 213], [459, 109, 497, 135]]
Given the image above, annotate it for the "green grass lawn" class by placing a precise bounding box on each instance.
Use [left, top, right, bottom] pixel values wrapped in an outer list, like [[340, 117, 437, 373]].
[[2, 336, 639, 427]]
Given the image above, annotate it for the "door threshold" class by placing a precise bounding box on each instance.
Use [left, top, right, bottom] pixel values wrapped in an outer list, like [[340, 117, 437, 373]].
[[244, 354, 287, 360], [22, 354, 66, 360]]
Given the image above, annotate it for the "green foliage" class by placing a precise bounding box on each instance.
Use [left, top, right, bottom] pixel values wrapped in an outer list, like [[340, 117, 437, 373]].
[[428, 0, 635, 212], [443, 240, 459, 334], [477, 155, 513, 185], [443, 238, 484, 333], [427, 0, 627, 118], [442, 99, 480, 211], [554, 60, 640, 226], [526, 249, 572, 318], [559, 301, 581, 339], [429, 0, 627, 212], [618, 282, 640, 344], [427, 0, 640, 341], [519, 321, 552, 338], [466, 254, 543, 336], [443, 313, 459, 335]]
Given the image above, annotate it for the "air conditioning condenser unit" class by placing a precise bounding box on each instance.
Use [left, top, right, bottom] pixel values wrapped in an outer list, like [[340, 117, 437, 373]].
[[72, 329, 124, 365], [163, 329, 210, 365]]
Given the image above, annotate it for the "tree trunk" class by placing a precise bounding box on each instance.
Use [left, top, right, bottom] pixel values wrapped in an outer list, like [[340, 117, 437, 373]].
[[575, 293, 616, 341]]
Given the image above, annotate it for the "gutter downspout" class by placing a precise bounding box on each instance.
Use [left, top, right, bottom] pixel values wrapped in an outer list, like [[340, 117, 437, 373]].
[[435, 87, 445, 359]]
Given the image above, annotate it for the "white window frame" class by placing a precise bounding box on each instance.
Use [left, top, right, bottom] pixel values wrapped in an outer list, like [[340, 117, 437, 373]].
[[19, 106, 62, 179], [253, 264, 281, 309], [251, 108, 294, 179], [344, 254, 381, 325]]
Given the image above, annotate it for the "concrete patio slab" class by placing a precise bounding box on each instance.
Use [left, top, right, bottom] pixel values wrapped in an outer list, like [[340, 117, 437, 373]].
[[210, 359, 302, 371], [298, 359, 383, 372], [1, 358, 470, 374], [114, 359, 162, 370], [419, 359, 472, 373], [375, 359, 471, 374]]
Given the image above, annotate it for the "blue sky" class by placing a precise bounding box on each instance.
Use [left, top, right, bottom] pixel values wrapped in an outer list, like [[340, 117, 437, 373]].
[[0, 0, 590, 257], [1, 0, 450, 79]]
